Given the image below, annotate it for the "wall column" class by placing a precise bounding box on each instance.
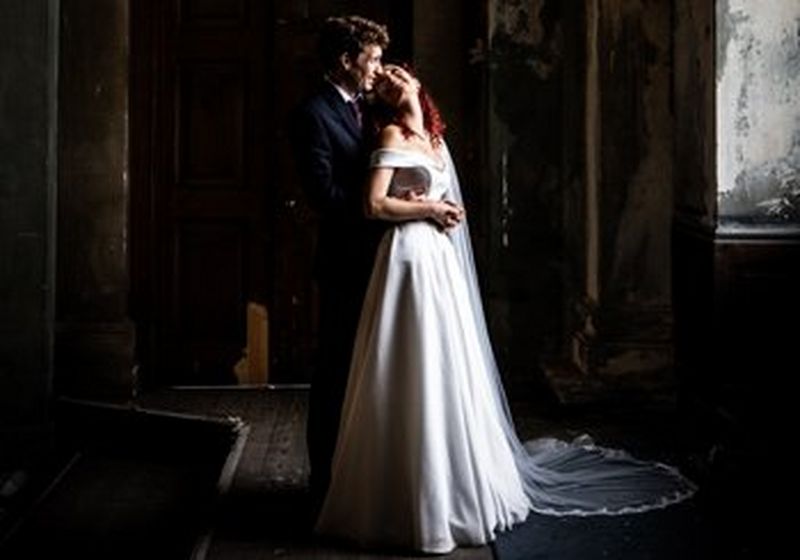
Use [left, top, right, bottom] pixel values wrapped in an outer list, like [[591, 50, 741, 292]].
[[0, 0, 60, 461], [545, 0, 677, 403], [55, 0, 134, 399]]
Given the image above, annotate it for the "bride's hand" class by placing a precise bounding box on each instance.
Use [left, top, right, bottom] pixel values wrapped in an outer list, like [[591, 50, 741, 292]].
[[429, 200, 464, 230]]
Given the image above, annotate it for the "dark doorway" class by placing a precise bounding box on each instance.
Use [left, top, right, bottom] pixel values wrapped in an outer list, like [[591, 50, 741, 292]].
[[131, 0, 273, 386], [130, 1, 407, 388]]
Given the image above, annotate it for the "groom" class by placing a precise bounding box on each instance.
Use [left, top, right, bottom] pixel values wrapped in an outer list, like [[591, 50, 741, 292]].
[[291, 15, 389, 512]]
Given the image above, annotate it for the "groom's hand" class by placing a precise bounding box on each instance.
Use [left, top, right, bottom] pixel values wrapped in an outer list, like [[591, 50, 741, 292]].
[[400, 187, 427, 202]]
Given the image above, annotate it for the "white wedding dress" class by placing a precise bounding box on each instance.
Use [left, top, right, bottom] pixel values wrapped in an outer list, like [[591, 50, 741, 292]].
[[315, 146, 696, 554]]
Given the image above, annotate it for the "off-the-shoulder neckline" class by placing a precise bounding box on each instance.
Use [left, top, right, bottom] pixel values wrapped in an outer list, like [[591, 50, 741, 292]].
[[373, 147, 446, 172]]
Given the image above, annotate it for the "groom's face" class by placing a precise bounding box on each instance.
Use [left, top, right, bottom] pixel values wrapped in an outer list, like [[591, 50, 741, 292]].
[[344, 44, 383, 93]]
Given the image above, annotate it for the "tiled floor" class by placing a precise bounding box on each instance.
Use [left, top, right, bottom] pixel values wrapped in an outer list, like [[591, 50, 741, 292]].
[[3, 387, 753, 559]]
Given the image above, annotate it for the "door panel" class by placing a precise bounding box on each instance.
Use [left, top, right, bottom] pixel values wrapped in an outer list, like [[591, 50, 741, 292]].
[[132, 0, 408, 387], [132, 0, 269, 385], [177, 63, 244, 188]]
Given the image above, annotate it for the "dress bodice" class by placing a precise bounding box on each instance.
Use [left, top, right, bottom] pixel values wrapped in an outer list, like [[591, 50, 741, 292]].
[[370, 148, 450, 201]]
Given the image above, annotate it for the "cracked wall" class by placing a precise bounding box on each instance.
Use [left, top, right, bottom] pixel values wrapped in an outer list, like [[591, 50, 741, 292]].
[[717, 0, 800, 224], [486, 0, 571, 383]]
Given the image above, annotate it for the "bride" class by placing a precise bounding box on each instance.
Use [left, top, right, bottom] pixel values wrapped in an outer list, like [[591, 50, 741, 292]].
[[315, 64, 696, 554]]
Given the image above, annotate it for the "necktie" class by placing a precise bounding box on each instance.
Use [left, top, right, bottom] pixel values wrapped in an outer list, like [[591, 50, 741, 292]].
[[348, 98, 362, 129]]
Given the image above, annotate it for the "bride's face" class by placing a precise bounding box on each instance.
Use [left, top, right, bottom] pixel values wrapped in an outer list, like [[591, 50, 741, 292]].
[[375, 65, 420, 108]]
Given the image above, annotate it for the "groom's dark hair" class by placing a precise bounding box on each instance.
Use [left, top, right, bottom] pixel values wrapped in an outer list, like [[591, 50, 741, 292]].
[[319, 15, 389, 72]]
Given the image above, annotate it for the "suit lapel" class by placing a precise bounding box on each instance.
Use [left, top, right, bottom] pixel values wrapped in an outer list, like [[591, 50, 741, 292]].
[[322, 82, 361, 141]]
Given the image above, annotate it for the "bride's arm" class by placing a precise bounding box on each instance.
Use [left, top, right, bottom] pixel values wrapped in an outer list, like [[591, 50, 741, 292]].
[[365, 167, 462, 228], [364, 128, 463, 228]]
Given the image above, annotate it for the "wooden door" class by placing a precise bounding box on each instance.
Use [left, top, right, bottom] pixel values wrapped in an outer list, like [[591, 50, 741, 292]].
[[132, 1, 409, 388], [132, 0, 272, 386]]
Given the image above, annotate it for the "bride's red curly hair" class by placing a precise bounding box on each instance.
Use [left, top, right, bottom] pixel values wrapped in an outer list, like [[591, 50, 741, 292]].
[[418, 82, 447, 148], [370, 64, 447, 148]]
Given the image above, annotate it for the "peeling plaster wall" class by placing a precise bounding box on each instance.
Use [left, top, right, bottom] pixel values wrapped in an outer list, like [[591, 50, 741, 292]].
[[552, 0, 677, 383], [674, 0, 716, 225], [717, 0, 800, 223], [486, 0, 675, 382], [487, 0, 569, 381], [598, 0, 674, 306]]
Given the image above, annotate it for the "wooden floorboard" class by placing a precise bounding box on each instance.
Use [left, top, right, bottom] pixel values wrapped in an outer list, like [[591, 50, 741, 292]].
[[136, 389, 494, 559]]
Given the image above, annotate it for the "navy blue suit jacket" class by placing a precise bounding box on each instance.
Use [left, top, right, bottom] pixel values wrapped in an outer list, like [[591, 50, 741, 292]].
[[292, 82, 382, 282], [292, 83, 385, 499]]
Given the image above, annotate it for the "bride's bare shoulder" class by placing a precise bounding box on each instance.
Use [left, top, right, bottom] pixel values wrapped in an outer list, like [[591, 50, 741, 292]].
[[378, 124, 406, 148]]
